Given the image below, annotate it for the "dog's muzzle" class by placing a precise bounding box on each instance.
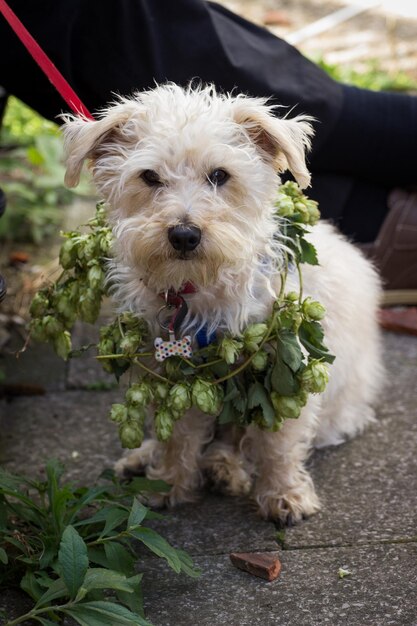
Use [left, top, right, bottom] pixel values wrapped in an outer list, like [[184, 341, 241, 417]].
[[168, 224, 201, 254]]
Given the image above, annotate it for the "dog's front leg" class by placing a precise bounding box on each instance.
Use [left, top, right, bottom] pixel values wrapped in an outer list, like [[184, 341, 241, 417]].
[[147, 410, 215, 506], [245, 398, 321, 524], [117, 410, 216, 508]]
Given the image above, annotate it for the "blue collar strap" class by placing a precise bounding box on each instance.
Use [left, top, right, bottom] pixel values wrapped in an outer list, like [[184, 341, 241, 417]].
[[196, 324, 216, 348]]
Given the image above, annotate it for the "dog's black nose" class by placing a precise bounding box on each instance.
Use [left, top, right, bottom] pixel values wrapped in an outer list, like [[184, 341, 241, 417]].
[[168, 225, 201, 253]]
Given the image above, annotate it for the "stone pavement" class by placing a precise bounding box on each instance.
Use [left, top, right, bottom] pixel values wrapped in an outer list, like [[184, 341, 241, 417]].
[[0, 326, 416, 625]]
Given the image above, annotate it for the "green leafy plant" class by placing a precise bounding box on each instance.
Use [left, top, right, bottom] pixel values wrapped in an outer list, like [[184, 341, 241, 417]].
[[29, 182, 335, 450], [0, 97, 92, 243], [0, 460, 199, 625], [316, 57, 417, 92], [1, 96, 57, 145]]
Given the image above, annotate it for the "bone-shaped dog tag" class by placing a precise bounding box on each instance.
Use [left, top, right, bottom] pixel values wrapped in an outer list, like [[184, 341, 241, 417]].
[[154, 334, 193, 362]]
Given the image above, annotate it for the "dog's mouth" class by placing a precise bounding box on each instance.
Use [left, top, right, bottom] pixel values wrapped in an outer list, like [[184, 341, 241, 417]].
[[172, 250, 198, 261]]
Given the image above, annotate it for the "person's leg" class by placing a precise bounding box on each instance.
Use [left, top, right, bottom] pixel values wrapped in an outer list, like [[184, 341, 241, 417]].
[[308, 85, 417, 245], [310, 85, 417, 187]]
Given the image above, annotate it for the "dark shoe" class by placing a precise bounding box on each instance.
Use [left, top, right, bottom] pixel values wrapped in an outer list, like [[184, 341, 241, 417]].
[[0, 188, 6, 302], [360, 189, 417, 306], [0, 188, 5, 218], [0, 275, 6, 303]]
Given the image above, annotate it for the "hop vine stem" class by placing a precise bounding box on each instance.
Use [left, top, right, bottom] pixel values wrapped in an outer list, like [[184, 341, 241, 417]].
[[297, 260, 304, 304]]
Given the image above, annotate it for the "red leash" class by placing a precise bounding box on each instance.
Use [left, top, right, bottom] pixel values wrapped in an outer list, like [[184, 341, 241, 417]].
[[0, 0, 94, 120]]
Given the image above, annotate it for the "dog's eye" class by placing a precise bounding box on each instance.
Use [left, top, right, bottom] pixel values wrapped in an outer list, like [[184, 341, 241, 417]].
[[207, 169, 229, 187], [141, 169, 163, 187]]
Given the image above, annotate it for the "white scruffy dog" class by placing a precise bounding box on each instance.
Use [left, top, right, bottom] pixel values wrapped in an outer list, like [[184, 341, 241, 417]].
[[63, 84, 382, 524]]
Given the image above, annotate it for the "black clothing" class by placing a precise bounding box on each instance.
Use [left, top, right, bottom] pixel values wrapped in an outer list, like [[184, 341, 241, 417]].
[[1, 0, 416, 242]]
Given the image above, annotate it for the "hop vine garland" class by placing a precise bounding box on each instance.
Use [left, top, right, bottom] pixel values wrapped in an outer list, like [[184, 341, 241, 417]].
[[29, 182, 334, 449]]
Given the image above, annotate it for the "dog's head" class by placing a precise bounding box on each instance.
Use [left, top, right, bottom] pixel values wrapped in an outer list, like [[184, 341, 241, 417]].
[[62, 84, 313, 293]]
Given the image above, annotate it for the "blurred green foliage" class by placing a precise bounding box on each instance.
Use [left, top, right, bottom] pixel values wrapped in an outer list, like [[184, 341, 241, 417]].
[[1, 95, 58, 144], [0, 97, 91, 243], [316, 58, 417, 92]]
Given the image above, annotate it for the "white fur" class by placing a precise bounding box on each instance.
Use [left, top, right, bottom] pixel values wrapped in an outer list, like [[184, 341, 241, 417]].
[[63, 84, 383, 523]]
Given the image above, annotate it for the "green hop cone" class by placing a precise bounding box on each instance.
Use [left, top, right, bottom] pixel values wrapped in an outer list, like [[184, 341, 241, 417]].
[[110, 323, 122, 345], [93, 203, 107, 224], [218, 337, 243, 365], [192, 379, 223, 415], [70, 278, 81, 298], [29, 319, 47, 342], [155, 407, 175, 441], [275, 194, 295, 218], [293, 200, 310, 224], [119, 311, 139, 327], [271, 392, 303, 420], [30, 291, 50, 318], [154, 382, 169, 402], [110, 403, 128, 424], [59, 237, 78, 270], [43, 315, 63, 338], [243, 323, 268, 353], [79, 289, 101, 324], [98, 336, 114, 356], [120, 330, 140, 354], [251, 349, 269, 372], [53, 331, 72, 360], [126, 382, 152, 407], [119, 420, 144, 449], [299, 360, 329, 394], [285, 291, 299, 303], [306, 200, 320, 225], [98, 335, 116, 373], [99, 231, 114, 255], [54, 289, 76, 327], [281, 181, 300, 198], [168, 383, 192, 415], [80, 235, 98, 262], [302, 297, 326, 321], [127, 405, 146, 425], [87, 263, 104, 289]]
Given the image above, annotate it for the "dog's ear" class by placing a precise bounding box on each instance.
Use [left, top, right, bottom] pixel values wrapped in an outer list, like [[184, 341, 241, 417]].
[[61, 100, 142, 187], [232, 98, 314, 189]]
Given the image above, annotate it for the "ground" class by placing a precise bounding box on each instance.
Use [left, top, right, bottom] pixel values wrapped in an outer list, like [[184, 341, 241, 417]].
[[1, 325, 416, 625]]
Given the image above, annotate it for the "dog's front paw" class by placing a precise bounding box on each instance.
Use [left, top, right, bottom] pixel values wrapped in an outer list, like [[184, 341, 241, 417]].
[[255, 483, 320, 525], [114, 440, 162, 478], [139, 485, 200, 509], [202, 448, 253, 497]]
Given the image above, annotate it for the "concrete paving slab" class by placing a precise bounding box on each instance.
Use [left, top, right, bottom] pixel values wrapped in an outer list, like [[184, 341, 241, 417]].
[[0, 328, 67, 392], [0, 332, 416, 625], [146, 494, 278, 555], [285, 332, 417, 549], [66, 320, 117, 390], [0, 390, 124, 482], [141, 543, 417, 626]]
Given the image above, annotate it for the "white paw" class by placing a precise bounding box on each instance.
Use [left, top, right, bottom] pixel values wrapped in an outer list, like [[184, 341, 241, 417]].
[[255, 481, 320, 524]]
